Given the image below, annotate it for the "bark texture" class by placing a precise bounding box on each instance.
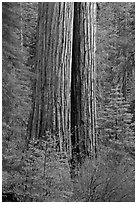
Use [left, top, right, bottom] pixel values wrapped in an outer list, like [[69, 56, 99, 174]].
[[71, 3, 97, 166], [28, 2, 97, 165], [28, 3, 74, 154]]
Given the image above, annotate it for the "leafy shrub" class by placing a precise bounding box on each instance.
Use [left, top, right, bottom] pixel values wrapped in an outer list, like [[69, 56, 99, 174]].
[[2, 138, 73, 202], [71, 148, 135, 202]]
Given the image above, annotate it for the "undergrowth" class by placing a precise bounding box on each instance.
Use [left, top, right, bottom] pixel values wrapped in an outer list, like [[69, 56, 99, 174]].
[[3, 135, 135, 202], [71, 147, 135, 202], [3, 138, 73, 202]]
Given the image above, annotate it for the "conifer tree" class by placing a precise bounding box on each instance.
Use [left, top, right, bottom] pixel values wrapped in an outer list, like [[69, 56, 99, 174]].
[[98, 86, 134, 149]]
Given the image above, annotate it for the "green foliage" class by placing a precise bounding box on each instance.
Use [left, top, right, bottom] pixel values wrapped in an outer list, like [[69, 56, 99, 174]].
[[2, 2, 33, 145], [71, 151, 135, 202], [2, 2, 20, 123], [20, 2, 38, 71], [3, 139, 73, 202], [3, 139, 134, 202], [2, 2, 38, 201], [2, 2, 135, 202], [98, 86, 134, 150], [97, 2, 135, 104]]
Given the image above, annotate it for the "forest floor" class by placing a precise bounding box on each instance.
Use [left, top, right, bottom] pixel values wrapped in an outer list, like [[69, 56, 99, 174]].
[[3, 143, 135, 202], [41, 155, 73, 202], [44, 146, 135, 202]]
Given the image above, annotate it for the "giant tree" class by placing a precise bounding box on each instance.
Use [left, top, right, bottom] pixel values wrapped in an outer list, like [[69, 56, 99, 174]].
[[28, 3, 74, 154], [71, 3, 97, 171], [28, 3, 98, 175]]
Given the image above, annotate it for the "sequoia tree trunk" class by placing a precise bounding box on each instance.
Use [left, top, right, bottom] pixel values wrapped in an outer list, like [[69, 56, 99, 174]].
[[70, 3, 97, 177], [28, 2, 97, 170], [28, 3, 74, 154]]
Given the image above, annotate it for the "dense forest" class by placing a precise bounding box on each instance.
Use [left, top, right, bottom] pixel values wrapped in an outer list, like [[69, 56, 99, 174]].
[[2, 2, 135, 202]]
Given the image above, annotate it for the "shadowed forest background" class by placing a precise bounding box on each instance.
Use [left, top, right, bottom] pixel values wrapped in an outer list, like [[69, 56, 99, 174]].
[[2, 2, 135, 202]]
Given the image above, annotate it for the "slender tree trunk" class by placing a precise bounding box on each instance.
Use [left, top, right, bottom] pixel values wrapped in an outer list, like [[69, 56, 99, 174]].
[[92, 3, 98, 158]]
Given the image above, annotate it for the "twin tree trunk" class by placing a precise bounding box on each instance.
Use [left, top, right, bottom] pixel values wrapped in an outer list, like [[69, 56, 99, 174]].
[[28, 2, 97, 164]]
